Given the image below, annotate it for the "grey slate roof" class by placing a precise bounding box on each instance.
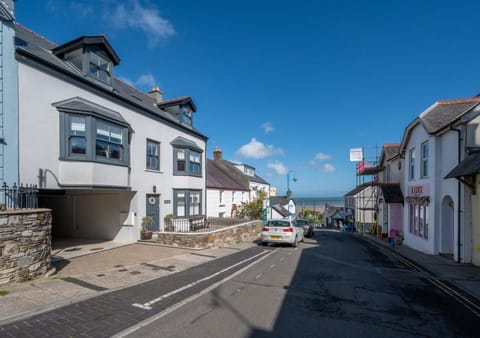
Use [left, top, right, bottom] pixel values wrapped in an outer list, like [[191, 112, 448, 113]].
[[445, 152, 480, 178], [206, 159, 250, 191], [324, 205, 344, 218], [53, 96, 129, 125], [344, 181, 375, 197], [14, 23, 206, 140], [272, 205, 289, 217], [250, 174, 269, 185], [420, 98, 480, 134], [270, 196, 288, 205], [379, 184, 404, 204], [170, 136, 203, 152], [382, 144, 400, 162]]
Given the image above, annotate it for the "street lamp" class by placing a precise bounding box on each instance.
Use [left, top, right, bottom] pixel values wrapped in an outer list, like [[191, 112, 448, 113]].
[[286, 170, 297, 219]]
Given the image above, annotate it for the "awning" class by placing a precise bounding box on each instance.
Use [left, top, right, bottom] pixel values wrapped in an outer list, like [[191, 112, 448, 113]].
[[445, 152, 480, 179], [379, 184, 404, 204]]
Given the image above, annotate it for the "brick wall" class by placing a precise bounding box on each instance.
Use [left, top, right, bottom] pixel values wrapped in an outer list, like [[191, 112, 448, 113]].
[[157, 220, 262, 249], [0, 209, 52, 285]]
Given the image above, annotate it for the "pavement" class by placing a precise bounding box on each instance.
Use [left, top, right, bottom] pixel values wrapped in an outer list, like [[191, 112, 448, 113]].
[[360, 233, 480, 304], [0, 239, 259, 326], [1, 231, 479, 327]]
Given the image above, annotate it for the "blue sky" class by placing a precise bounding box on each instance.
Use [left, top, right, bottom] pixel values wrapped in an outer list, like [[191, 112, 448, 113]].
[[15, 0, 480, 197]]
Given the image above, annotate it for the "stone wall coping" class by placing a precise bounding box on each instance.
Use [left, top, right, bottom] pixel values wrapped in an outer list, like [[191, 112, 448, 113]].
[[162, 220, 259, 235], [0, 208, 52, 216]]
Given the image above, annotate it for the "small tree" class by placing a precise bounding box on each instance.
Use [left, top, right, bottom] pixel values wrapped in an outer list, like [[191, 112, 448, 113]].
[[237, 191, 266, 220]]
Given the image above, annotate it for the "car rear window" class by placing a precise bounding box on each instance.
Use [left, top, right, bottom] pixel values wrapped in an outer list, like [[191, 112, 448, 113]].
[[267, 220, 290, 227], [296, 220, 308, 225]]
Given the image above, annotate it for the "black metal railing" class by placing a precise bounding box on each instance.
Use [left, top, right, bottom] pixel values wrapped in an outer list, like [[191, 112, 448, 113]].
[[1, 182, 38, 210]]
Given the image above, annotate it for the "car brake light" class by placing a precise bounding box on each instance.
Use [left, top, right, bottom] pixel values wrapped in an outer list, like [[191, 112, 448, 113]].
[[283, 228, 294, 232], [262, 227, 269, 232]]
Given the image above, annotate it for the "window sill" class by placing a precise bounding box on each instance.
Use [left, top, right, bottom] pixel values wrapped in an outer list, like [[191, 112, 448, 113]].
[[145, 169, 163, 174]]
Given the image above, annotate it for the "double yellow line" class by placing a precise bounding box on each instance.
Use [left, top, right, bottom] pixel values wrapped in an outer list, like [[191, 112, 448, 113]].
[[392, 252, 480, 318]]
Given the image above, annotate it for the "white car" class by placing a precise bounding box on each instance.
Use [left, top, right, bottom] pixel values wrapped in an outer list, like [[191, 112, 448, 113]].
[[261, 219, 304, 247]]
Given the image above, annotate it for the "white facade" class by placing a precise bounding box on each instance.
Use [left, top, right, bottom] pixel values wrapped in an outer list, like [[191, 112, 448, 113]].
[[206, 189, 249, 218], [16, 35, 206, 242], [401, 121, 462, 258]]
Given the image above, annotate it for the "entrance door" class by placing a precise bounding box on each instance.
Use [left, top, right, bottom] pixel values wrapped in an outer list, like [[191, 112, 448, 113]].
[[146, 194, 160, 231], [441, 196, 454, 258]]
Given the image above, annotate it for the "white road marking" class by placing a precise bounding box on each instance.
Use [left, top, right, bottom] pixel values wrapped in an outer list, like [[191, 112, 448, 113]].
[[255, 273, 263, 280], [270, 264, 276, 269], [280, 257, 285, 261], [132, 250, 270, 310], [114, 248, 279, 338]]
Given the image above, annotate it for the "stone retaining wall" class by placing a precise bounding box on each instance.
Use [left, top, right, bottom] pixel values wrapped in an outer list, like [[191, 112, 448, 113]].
[[0, 209, 52, 285], [157, 220, 262, 249]]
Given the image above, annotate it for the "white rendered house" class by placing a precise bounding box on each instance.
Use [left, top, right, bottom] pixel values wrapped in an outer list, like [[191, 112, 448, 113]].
[[206, 148, 250, 218], [400, 97, 480, 262], [14, 25, 207, 241]]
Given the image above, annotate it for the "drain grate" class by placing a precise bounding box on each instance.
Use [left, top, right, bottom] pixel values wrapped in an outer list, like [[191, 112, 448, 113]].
[[130, 271, 142, 275], [90, 247, 104, 251]]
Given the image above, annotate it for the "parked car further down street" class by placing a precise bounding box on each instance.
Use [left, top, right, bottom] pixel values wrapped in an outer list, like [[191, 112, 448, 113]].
[[261, 219, 305, 247], [296, 219, 314, 238]]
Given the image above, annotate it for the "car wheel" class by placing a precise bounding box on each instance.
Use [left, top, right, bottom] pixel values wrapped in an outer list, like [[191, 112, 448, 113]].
[[261, 241, 268, 246], [292, 236, 298, 247]]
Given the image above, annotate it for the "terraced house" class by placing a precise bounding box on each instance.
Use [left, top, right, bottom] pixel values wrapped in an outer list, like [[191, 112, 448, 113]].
[[10, 22, 207, 242]]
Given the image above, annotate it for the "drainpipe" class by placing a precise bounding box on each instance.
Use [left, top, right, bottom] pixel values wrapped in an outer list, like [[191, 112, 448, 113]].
[[450, 125, 462, 263]]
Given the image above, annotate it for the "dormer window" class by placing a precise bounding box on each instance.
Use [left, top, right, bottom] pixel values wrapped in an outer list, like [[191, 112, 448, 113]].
[[182, 106, 192, 127], [88, 51, 112, 85], [52, 35, 120, 89]]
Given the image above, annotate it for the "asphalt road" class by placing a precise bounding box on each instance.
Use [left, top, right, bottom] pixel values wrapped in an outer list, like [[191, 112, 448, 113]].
[[1, 231, 478, 337], [121, 230, 478, 338]]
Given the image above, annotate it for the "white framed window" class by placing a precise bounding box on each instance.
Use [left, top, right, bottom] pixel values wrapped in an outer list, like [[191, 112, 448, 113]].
[[409, 148, 416, 180], [421, 141, 429, 178], [219, 190, 224, 204]]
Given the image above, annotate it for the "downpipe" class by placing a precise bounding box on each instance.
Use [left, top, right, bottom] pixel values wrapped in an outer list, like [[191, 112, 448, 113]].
[[450, 125, 462, 263]]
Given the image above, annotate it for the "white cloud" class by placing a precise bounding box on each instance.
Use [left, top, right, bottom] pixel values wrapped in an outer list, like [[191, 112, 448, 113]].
[[261, 122, 274, 134], [267, 161, 288, 175], [322, 163, 336, 173], [117, 74, 157, 90], [136, 74, 156, 88], [110, 0, 176, 47], [236, 138, 283, 159], [315, 152, 331, 161]]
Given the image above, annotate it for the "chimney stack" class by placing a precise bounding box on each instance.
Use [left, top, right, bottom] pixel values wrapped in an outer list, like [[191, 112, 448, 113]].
[[148, 86, 164, 103], [213, 147, 222, 161]]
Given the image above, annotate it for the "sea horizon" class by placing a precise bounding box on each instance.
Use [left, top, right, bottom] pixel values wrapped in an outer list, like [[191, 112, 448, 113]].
[[294, 196, 344, 208]]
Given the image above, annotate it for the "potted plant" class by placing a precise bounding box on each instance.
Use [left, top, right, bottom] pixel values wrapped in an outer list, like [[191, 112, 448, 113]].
[[140, 216, 154, 240], [164, 213, 175, 232]]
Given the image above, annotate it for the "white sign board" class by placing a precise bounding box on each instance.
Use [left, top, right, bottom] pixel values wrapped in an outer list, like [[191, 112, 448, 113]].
[[349, 148, 363, 162]]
